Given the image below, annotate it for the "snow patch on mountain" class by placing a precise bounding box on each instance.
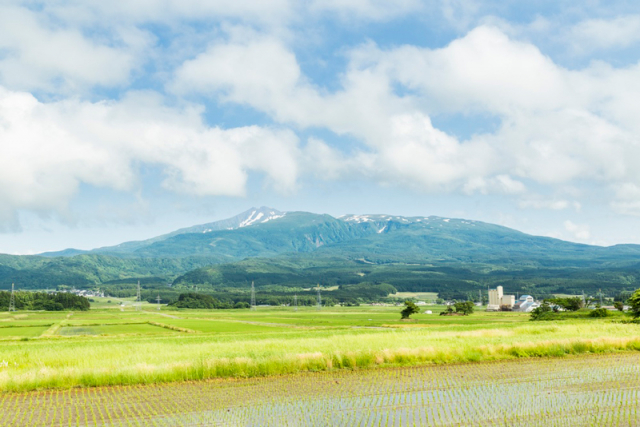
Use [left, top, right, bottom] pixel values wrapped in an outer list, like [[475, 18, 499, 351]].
[[238, 209, 286, 228], [261, 213, 286, 223], [340, 214, 374, 223]]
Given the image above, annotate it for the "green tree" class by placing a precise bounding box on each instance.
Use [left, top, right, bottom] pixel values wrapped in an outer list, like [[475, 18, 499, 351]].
[[233, 301, 250, 309], [530, 301, 552, 321], [613, 301, 624, 312], [400, 301, 420, 319], [440, 305, 454, 316], [454, 301, 474, 315], [549, 297, 583, 312], [628, 288, 640, 318]]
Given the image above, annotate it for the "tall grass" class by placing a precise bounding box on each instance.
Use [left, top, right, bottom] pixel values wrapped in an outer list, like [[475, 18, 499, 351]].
[[1, 317, 640, 392]]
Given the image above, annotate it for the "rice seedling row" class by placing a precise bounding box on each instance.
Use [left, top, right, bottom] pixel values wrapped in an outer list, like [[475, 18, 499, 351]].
[[1, 352, 640, 426]]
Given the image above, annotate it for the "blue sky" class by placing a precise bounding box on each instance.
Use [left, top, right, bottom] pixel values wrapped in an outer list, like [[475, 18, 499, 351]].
[[2, 0, 640, 253]]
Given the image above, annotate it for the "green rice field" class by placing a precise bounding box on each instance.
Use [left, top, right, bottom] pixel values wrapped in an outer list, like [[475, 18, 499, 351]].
[[1, 305, 640, 426], [1, 352, 639, 426], [1, 306, 640, 394]]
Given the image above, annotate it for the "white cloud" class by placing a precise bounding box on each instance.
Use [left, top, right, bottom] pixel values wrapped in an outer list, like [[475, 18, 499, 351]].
[[564, 220, 591, 241], [24, 0, 296, 28], [439, 0, 481, 31], [5, 2, 640, 233], [172, 35, 500, 192], [519, 198, 581, 211], [566, 15, 640, 54], [309, 0, 423, 21], [0, 0, 428, 96], [172, 24, 640, 212], [0, 87, 302, 226], [610, 183, 640, 216], [464, 174, 526, 195], [0, 5, 150, 92]]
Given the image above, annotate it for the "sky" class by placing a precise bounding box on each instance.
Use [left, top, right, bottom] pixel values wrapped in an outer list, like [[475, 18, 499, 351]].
[[3, 0, 640, 254]]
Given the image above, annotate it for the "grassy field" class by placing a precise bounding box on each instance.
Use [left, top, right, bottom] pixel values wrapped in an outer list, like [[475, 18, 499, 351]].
[[0, 305, 638, 393]]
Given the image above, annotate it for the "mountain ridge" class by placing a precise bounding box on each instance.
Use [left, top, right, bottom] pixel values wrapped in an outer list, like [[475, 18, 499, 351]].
[[2, 207, 640, 294]]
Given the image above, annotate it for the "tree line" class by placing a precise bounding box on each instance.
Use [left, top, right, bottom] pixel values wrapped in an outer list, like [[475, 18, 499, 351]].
[[0, 291, 90, 311]]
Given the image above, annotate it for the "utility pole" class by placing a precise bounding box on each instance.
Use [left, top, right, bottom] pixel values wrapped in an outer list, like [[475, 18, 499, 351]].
[[250, 281, 256, 311], [156, 294, 161, 310], [316, 284, 322, 310], [136, 281, 141, 311], [294, 294, 298, 311], [8, 283, 15, 312]]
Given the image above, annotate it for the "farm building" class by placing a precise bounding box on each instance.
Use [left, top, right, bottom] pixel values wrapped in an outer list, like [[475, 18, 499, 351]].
[[486, 286, 516, 311], [513, 295, 541, 312]]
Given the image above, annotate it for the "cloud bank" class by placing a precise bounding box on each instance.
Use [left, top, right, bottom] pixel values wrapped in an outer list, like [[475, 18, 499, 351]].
[[2, 0, 640, 236]]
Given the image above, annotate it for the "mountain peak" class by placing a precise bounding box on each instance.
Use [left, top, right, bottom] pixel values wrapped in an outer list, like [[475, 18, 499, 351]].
[[237, 207, 286, 228]]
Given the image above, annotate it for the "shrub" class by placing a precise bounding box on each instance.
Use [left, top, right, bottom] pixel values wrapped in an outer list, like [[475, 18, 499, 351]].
[[589, 308, 609, 318]]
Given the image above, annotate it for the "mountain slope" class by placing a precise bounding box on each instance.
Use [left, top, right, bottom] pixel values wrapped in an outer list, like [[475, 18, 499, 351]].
[[40, 207, 287, 257], [3, 208, 640, 292]]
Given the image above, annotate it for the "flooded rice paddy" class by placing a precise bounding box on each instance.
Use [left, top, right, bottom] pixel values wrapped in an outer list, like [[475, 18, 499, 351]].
[[1, 352, 640, 426]]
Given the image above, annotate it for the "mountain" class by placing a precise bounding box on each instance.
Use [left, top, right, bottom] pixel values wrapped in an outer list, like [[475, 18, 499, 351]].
[[2, 207, 640, 295], [42, 209, 640, 263], [40, 207, 287, 257]]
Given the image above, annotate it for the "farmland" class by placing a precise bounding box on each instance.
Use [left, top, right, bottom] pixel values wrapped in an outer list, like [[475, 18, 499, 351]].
[[0, 305, 639, 391], [1, 305, 640, 424], [2, 353, 640, 426]]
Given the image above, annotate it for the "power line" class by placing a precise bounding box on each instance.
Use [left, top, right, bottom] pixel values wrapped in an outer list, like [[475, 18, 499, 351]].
[[8, 283, 15, 312], [136, 281, 141, 311], [316, 284, 322, 310], [250, 281, 256, 311], [156, 294, 161, 311]]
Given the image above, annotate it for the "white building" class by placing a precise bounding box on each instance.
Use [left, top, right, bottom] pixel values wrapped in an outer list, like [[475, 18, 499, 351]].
[[514, 295, 540, 312], [487, 286, 516, 311]]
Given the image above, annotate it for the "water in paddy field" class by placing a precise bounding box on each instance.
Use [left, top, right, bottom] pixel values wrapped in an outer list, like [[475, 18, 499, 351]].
[[2, 353, 640, 426]]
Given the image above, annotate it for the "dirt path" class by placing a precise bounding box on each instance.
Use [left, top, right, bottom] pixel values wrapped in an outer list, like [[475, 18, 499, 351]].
[[143, 311, 181, 319]]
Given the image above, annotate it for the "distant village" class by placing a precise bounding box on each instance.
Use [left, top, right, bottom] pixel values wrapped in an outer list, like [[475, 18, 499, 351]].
[[53, 288, 105, 298]]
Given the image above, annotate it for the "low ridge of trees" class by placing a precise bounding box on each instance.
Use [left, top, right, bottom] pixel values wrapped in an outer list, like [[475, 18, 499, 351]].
[[440, 301, 475, 316], [0, 291, 90, 311], [169, 293, 229, 309], [547, 297, 583, 312]]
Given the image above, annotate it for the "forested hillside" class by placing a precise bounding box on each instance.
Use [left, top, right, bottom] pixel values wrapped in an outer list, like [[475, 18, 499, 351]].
[[2, 208, 640, 299]]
